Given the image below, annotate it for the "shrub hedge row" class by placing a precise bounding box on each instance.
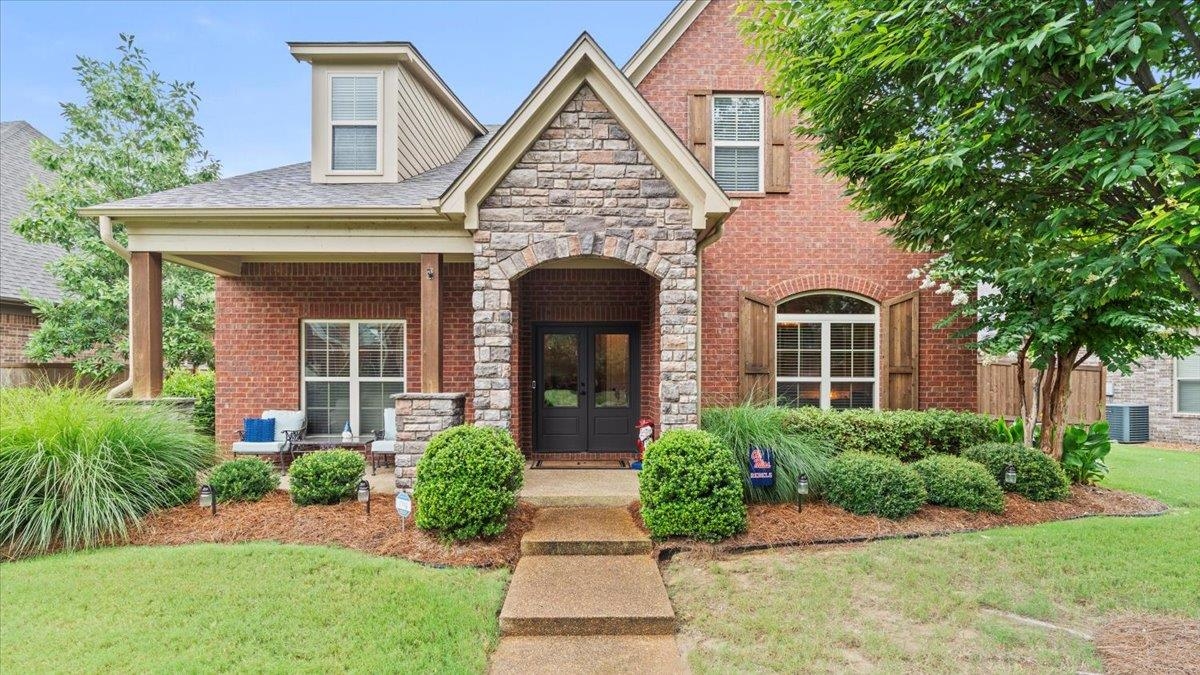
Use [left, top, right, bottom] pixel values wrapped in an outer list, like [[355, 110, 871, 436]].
[[911, 454, 1005, 513], [782, 408, 994, 461], [822, 452, 927, 519], [963, 443, 1072, 502]]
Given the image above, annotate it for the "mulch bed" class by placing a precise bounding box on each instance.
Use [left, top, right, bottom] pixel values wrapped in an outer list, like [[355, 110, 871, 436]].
[[1096, 616, 1200, 674], [649, 485, 1167, 558], [126, 491, 534, 568]]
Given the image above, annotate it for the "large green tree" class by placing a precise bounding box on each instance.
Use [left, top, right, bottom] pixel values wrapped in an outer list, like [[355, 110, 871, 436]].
[[743, 0, 1200, 455], [14, 35, 220, 379]]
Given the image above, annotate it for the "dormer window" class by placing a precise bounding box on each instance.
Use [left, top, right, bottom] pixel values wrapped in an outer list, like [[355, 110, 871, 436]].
[[330, 74, 381, 172]]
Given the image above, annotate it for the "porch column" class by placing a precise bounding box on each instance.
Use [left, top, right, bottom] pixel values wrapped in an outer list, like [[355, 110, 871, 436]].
[[420, 253, 442, 392], [130, 251, 163, 399]]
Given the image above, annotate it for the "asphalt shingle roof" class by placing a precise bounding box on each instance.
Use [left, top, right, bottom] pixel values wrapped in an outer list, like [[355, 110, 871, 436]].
[[1, 121, 64, 303], [90, 126, 498, 211]]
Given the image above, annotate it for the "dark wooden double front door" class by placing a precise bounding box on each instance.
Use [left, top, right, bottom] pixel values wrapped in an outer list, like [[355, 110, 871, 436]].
[[534, 324, 639, 453]]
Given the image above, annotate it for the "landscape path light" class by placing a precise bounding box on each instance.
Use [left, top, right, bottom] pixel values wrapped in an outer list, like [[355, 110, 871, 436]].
[[357, 480, 371, 515], [1004, 464, 1018, 487], [199, 484, 216, 517], [797, 473, 809, 512]]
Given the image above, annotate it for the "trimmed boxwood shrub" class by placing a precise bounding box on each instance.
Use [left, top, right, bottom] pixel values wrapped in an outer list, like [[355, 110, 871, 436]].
[[209, 458, 279, 502], [288, 450, 365, 506], [638, 429, 747, 541], [824, 452, 926, 519], [783, 408, 993, 461], [911, 454, 1004, 513], [413, 425, 525, 541], [962, 443, 1071, 502]]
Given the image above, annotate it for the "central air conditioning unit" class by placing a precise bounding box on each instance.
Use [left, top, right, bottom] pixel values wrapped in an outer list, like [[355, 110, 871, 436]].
[[1106, 404, 1150, 443]]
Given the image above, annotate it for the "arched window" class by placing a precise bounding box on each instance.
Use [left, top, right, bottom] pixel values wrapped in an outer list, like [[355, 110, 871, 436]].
[[776, 292, 878, 409]]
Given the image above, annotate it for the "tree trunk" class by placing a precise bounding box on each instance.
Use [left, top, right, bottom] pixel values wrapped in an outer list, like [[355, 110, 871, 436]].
[[1037, 347, 1080, 460], [1015, 340, 1038, 447]]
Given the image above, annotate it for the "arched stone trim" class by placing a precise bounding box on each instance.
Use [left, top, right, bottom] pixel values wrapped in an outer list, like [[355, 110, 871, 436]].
[[765, 274, 887, 304], [495, 233, 670, 281]]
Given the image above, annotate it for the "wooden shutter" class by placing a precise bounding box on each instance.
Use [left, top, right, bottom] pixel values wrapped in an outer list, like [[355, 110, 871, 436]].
[[764, 95, 791, 193], [739, 292, 775, 403], [687, 90, 712, 171], [880, 291, 920, 409]]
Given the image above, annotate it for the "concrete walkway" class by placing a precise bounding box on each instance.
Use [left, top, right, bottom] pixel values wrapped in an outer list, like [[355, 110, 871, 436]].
[[492, 476, 687, 674]]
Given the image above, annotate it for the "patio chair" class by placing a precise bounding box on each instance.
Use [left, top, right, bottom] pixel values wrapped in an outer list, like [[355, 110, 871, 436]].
[[370, 409, 398, 475], [232, 409, 306, 466]]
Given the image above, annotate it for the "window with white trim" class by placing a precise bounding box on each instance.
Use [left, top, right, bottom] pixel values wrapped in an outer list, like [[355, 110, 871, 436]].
[[776, 293, 878, 409], [330, 74, 381, 172], [302, 320, 405, 436], [1177, 348, 1200, 414], [712, 94, 763, 192]]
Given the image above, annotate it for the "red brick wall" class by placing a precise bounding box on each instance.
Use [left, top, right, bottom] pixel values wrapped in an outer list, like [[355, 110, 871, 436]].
[[512, 268, 659, 453], [636, 0, 976, 411], [213, 262, 473, 448], [0, 304, 41, 367]]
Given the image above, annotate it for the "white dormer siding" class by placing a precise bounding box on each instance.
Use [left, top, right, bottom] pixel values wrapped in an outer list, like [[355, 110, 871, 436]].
[[290, 43, 485, 184]]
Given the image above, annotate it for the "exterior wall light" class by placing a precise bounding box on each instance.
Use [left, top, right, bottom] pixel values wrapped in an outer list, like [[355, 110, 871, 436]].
[[1004, 464, 1018, 486], [357, 480, 371, 515], [199, 484, 216, 516]]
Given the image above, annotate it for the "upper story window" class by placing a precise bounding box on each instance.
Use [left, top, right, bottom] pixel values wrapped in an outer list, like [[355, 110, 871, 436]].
[[712, 94, 763, 192], [1178, 348, 1200, 414], [330, 74, 381, 172]]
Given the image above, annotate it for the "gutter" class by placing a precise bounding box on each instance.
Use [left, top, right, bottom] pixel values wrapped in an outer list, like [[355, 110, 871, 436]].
[[99, 215, 134, 400]]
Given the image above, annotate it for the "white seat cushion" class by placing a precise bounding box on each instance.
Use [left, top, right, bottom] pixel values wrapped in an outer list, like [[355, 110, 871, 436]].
[[371, 440, 398, 455], [232, 441, 286, 455], [382, 409, 397, 441], [262, 410, 305, 441]]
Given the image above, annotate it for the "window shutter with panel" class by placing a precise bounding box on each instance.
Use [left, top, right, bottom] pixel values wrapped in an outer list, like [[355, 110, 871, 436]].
[[764, 95, 791, 193], [880, 291, 920, 409], [739, 292, 775, 403], [688, 90, 712, 171]]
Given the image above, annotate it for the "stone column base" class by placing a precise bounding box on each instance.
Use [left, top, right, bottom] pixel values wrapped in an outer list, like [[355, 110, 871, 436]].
[[392, 392, 466, 489]]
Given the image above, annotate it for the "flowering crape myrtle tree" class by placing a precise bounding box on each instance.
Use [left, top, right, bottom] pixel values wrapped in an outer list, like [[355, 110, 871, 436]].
[[742, 0, 1200, 457]]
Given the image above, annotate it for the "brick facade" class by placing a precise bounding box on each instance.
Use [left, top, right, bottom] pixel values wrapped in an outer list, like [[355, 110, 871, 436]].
[[0, 303, 41, 367], [1109, 357, 1200, 445], [473, 85, 701, 432], [636, 0, 977, 411], [213, 262, 473, 448]]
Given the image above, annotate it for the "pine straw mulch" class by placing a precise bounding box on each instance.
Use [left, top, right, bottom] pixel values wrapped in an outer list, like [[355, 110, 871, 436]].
[[650, 485, 1167, 558], [125, 491, 535, 568], [1096, 616, 1200, 675]]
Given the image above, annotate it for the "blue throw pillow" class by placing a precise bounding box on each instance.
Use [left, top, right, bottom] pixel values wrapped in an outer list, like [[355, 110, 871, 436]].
[[243, 417, 276, 443]]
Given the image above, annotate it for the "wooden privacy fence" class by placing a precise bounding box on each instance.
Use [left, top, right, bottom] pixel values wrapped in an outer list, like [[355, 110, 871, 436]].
[[977, 360, 1106, 424]]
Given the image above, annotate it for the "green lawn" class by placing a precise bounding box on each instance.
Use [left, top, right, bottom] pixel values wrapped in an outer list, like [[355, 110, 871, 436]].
[[0, 543, 507, 674], [664, 444, 1200, 673]]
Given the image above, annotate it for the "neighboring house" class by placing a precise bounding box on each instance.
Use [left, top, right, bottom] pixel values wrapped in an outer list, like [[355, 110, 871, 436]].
[[0, 120, 71, 386], [82, 0, 978, 484], [1108, 349, 1200, 445]]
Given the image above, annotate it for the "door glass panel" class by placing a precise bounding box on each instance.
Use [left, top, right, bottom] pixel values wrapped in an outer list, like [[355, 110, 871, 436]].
[[594, 333, 631, 408], [542, 333, 580, 408]]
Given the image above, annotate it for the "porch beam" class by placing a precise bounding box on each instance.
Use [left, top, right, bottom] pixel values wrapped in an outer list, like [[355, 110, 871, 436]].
[[130, 251, 164, 399], [420, 252, 443, 392]]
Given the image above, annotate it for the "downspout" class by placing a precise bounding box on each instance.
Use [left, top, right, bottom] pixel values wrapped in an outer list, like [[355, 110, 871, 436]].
[[99, 215, 134, 400]]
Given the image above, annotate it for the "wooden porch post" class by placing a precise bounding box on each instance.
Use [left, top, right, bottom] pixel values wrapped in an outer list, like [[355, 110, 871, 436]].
[[420, 253, 442, 392], [130, 251, 164, 399]]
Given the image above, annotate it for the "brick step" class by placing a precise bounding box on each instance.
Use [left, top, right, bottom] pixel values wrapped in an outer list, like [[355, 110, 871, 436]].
[[499, 555, 675, 636], [521, 507, 652, 556], [490, 635, 686, 674]]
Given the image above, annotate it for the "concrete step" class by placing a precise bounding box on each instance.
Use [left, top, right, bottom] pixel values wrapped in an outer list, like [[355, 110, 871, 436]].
[[499, 555, 675, 636], [520, 468, 640, 507], [490, 635, 686, 674], [521, 507, 652, 556]]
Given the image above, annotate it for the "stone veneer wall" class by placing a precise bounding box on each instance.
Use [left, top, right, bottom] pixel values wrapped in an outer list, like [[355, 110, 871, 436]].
[[392, 392, 465, 489], [472, 85, 700, 432], [1109, 356, 1200, 445]]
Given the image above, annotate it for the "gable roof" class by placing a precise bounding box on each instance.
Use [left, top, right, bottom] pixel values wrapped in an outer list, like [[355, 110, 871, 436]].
[[0, 121, 64, 303], [441, 32, 732, 231], [288, 41, 486, 136], [623, 0, 710, 85]]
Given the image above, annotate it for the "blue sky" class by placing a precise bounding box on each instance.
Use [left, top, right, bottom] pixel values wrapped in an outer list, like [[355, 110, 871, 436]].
[[0, 1, 676, 177]]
